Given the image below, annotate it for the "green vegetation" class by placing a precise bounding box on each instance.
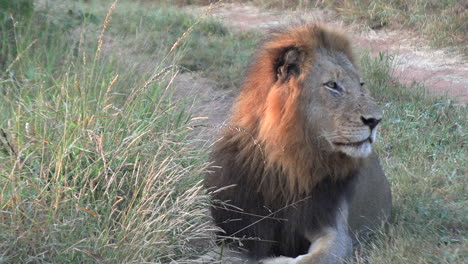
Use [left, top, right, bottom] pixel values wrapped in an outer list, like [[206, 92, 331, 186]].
[[0, 0, 34, 68], [0, 1, 221, 262], [105, 1, 259, 88], [0, 0, 34, 19], [357, 52, 466, 263], [0, 0, 466, 263]]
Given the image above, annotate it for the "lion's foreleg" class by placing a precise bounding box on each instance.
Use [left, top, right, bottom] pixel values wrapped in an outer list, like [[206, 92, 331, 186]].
[[259, 200, 352, 264], [259, 228, 352, 264]]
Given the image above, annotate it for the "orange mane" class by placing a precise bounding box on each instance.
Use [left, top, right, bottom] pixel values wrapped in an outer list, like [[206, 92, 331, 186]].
[[220, 23, 359, 200]]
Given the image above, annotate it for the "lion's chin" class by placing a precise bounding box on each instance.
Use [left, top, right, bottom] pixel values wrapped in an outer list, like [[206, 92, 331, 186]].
[[334, 140, 372, 158]]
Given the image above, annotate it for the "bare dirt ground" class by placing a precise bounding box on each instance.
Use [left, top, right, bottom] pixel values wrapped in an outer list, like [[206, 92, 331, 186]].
[[173, 72, 235, 142], [191, 3, 468, 104]]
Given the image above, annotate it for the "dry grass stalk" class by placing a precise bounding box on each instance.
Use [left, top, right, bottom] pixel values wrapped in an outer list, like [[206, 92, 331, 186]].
[[169, 0, 222, 53], [142, 65, 176, 91], [79, 23, 87, 67], [5, 39, 37, 73], [105, 74, 119, 101], [125, 65, 176, 106], [95, 0, 119, 61]]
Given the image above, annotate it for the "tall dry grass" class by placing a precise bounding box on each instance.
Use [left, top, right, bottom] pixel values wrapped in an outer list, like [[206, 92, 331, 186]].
[[0, 1, 220, 263]]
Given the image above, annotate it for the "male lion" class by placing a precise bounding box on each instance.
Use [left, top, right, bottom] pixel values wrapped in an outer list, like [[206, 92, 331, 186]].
[[205, 23, 391, 264]]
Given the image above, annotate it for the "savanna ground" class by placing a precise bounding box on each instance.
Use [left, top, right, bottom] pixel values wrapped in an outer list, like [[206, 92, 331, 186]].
[[0, 0, 466, 263]]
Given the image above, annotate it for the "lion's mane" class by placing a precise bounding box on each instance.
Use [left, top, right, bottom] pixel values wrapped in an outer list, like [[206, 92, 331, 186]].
[[213, 24, 360, 200]]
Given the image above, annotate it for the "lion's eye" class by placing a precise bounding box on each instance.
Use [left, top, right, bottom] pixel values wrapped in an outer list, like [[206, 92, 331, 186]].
[[324, 81, 338, 89], [324, 81, 342, 94], [360, 82, 365, 86]]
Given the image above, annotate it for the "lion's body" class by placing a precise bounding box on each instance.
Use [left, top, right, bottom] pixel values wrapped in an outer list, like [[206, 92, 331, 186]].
[[208, 147, 356, 259], [348, 153, 391, 235], [205, 23, 391, 263]]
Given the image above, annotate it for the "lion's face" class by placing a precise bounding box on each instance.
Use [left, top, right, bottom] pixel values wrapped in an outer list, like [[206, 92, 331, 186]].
[[303, 49, 382, 158], [225, 24, 388, 196]]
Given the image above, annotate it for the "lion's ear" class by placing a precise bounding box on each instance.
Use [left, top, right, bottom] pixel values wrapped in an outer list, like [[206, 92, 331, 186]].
[[275, 47, 302, 82]]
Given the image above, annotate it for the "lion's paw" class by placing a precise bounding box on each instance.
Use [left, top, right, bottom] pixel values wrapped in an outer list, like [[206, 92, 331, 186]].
[[259, 256, 295, 264]]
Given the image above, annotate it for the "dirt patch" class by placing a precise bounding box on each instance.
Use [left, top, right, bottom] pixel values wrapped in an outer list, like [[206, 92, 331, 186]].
[[171, 72, 235, 143], [356, 30, 468, 103], [196, 3, 467, 104]]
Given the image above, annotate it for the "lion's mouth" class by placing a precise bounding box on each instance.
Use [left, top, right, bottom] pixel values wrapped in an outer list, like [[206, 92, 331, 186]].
[[333, 137, 372, 147]]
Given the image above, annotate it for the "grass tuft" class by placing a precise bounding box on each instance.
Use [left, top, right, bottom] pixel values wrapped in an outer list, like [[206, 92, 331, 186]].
[[0, 1, 217, 263]]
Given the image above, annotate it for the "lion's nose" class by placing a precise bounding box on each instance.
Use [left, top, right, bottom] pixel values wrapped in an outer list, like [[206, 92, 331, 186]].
[[361, 116, 381, 130]]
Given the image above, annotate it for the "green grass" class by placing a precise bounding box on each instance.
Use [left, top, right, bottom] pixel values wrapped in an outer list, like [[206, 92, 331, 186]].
[[0, 1, 219, 263], [0, 0, 466, 263], [354, 52, 467, 263], [102, 1, 260, 88]]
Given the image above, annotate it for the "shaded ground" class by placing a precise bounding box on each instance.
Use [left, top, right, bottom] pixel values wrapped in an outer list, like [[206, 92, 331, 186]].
[[197, 3, 467, 104], [172, 72, 234, 142]]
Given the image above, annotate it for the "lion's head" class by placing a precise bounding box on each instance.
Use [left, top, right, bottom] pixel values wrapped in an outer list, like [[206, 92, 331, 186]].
[[226, 23, 383, 197], [301, 42, 382, 159]]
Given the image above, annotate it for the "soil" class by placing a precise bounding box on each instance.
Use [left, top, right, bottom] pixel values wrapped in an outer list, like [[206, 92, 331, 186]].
[[172, 72, 235, 142]]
